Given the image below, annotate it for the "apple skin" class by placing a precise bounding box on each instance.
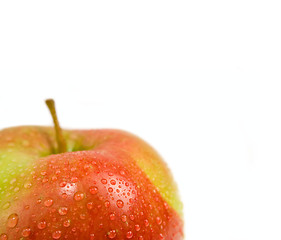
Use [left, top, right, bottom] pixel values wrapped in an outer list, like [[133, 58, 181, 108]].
[[0, 126, 183, 239]]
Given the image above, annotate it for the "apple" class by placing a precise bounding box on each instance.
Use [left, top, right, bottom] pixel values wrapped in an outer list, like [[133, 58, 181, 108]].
[[0, 99, 183, 239]]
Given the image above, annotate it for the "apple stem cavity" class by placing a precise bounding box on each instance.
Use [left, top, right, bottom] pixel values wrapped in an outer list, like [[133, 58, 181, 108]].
[[45, 99, 67, 153]]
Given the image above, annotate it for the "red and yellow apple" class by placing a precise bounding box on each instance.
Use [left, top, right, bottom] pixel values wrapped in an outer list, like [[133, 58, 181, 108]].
[[0, 100, 183, 239]]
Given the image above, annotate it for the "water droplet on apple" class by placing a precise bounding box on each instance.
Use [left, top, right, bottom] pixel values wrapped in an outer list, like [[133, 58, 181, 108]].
[[116, 200, 124, 208], [101, 179, 107, 184], [74, 191, 84, 201], [37, 221, 47, 229], [10, 178, 16, 184], [44, 198, 54, 207], [109, 213, 116, 220], [2, 202, 10, 209], [0, 234, 8, 240], [71, 177, 78, 183], [7, 213, 19, 228], [163, 202, 169, 209], [135, 224, 140, 231], [138, 236, 144, 240], [156, 217, 162, 225], [110, 180, 116, 185], [108, 187, 113, 193], [89, 186, 98, 195], [61, 193, 68, 199], [159, 233, 164, 240], [121, 214, 127, 222], [24, 182, 32, 189], [58, 207, 68, 215], [144, 219, 149, 227], [104, 201, 110, 208], [51, 175, 58, 181], [86, 202, 94, 210], [108, 230, 116, 239], [22, 228, 31, 237], [52, 230, 62, 239], [59, 181, 67, 187], [63, 219, 71, 227], [126, 231, 133, 239]]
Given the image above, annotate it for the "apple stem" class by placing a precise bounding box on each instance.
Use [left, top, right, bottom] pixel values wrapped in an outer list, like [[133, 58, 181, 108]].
[[45, 99, 67, 153]]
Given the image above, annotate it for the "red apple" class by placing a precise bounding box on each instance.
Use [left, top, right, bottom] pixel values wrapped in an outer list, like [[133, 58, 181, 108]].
[[0, 100, 183, 239]]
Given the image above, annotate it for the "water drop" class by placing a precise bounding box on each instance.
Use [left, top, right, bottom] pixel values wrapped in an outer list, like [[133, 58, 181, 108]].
[[22, 228, 31, 237], [110, 180, 116, 185], [62, 193, 68, 199], [71, 177, 78, 183], [59, 182, 67, 187], [74, 192, 84, 201], [116, 200, 124, 208], [63, 219, 71, 227], [7, 213, 19, 228], [144, 219, 149, 227], [108, 187, 113, 193], [89, 186, 98, 195], [44, 198, 54, 207], [0, 234, 7, 240], [10, 178, 17, 184], [101, 179, 107, 184], [42, 178, 49, 183], [87, 202, 94, 210], [52, 176, 58, 181], [37, 221, 47, 229], [104, 201, 110, 208], [24, 182, 32, 189], [52, 230, 62, 239], [121, 214, 127, 222], [58, 207, 68, 216], [2, 202, 10, 210], [109, 213, 115, 220], [126, 231, 133, 239], [156, 217, 162, 225], [135, 224, 140, 231], [108, 230, 116, 239]]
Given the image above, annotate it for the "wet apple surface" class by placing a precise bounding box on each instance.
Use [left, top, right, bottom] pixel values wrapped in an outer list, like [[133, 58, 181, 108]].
[[0, 101, 184, 239]]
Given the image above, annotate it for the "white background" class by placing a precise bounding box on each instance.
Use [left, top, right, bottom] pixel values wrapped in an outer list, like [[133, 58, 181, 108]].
[[1, 1, 281, 239]]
